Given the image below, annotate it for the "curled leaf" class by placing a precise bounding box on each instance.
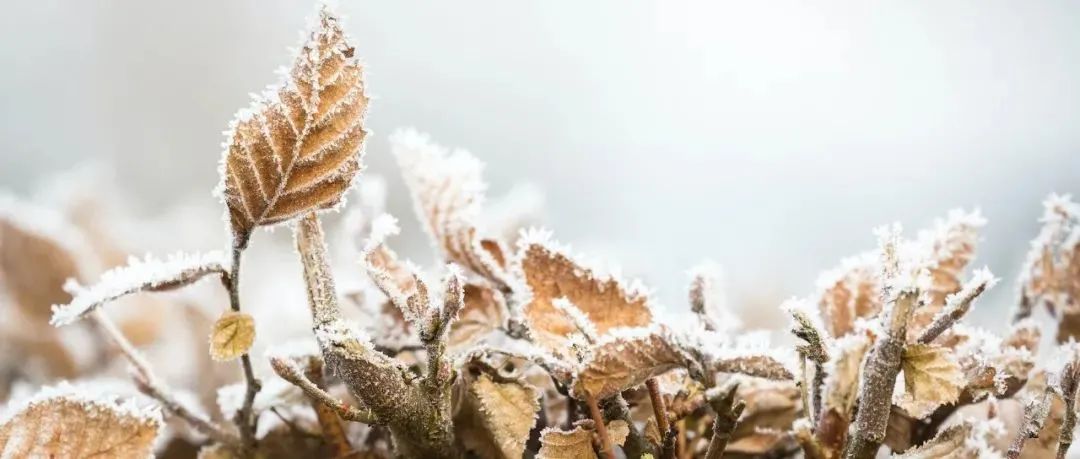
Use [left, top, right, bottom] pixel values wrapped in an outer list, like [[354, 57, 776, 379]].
[[209, 311, 256, 362], [393, 128, 509, 287], [51, 251, 228, 326], [218, 7, 369, 248], [536, 420, 629, 459]]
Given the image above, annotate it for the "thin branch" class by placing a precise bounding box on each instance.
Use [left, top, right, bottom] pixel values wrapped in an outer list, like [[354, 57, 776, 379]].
[[227, 246, 262, 454], [1007, 389, 1052, 459], [704, 381, 744, 459], [92, 311, 239, 447], [1058, 362, 1080, 459], [269, 356, 379, 424], [917, 274, 991, 344], [646, 378, 675, 458], [586, 393, 615, 459]]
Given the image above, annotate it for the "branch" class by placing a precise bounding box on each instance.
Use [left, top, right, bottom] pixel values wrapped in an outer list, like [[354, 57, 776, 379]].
[[227, 247, 262, 454], [1058, 359, 1080, 459], [843, 290, 918, 459], [646, 378, 675, 459], [602, 394, 654, 458], [917, 271, 993, 344], [704, 381, 745, 459], [585, 393, 615, 459], [1007, 389, 1051, 459], [269, 356, 379, 424], [295, 213, 457, 458], [91, 311, 239, 448]]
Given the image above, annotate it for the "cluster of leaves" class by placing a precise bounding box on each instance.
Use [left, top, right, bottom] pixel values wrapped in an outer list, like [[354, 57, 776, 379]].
[[1, 5, 1079, 459]]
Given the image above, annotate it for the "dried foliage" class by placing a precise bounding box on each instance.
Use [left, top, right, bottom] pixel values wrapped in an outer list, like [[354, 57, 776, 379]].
[[217, 7, 369, 249], [0, 4, 1077, 459]]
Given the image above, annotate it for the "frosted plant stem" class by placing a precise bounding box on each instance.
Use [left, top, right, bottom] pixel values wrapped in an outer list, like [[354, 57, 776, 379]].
[[704, 381, 744, 459], [269, 356, 378, 424], [91, 310, 239, 447], [646, 378, 676, 459], [843, 291, 917, 459], [586, 393, 616, 459], [228, 246, 262, 455]]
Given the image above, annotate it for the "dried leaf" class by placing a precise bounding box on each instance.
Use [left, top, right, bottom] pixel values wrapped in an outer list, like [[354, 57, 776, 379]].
[[536, 421, 628, 459], [728, 379, 800, 454], [456, 373, 541, 459], [1017, 195, 1080, 328], [449, 282, 508, 351], [822, 333, 870, 420], [896, 343, 964, 418], [519, 231, 652, 353], [908, 210, 985, 340], [572, 328, 691, 399], [537, 426, 596, 459], [815, 253, 880, 338], [894, 419, 998, 459], [209, 310, 256, 362], [218, 7, 369, 248], [393, 128, 509, 287], [0, 383, 162, 458], [51, 251, 228, 325]]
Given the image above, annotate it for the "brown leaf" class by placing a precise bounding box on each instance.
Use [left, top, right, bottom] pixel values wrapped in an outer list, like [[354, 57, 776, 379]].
[[0, 386, 162, 458], [219, 7, 369, 248], [456, 373, 541, 459], [449, 282, 508, 351], [572, 328, 691, 399], [519, 234, 652, 353], [896, 343, 964, 418], [908, 209, 984, 340], [1017, 195, 1080, 331], [822, 333, 870, 421], [537, 425, 597, 459], [728, 379, 800, 455], [894, 419, 990, 459], [816, 253, 880, 338], [393, 129, 510, 287], [209, 310, 256, 362], [536, 421, 629, 459]]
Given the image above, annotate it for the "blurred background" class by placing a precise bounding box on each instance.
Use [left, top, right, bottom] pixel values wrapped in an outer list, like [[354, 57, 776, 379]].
[[2, 0, 1079, 330]]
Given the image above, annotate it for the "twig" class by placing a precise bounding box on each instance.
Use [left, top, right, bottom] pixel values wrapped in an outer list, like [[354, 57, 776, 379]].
[[269, 356, 379, 424], [843, 290, 918, 459], [1058, 359, 1080, 459], [917, 275, 990, 344], [1007, 389, 1052, 459], [704, 381, 745, 459], [603, 394, 654, 458], [91, 311, 239, 447], [646, 378, 675, 458], [227, 246, 262, 454], [586, 393, 615, 459]]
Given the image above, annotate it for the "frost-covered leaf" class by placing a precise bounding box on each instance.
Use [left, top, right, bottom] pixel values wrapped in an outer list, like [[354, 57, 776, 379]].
[[0, 382, 162, 458], [51, 251, 228, 325], [518, 230, 652, 354], [393, 128, 509, 287], [894, 418, 1001, 459], [217, 6, 369, 249], [209, 311, 256, 362], [815, 252, 880, 338], [896, 343, 964, 418], [822, 333, 870, 420], [456, 373, 541, 459], [907, 209, 985, 340], [537, 425, 596, 459], [727, 379, 801, 455], [449, 282, 508, 351], [536, 421, 628, 459], [1015, 195, 1080, 341], [571, 327, 692, 399]]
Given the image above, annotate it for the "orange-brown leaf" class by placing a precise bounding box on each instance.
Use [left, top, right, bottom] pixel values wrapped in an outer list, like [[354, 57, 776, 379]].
[[219, 7, 368, 248]]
